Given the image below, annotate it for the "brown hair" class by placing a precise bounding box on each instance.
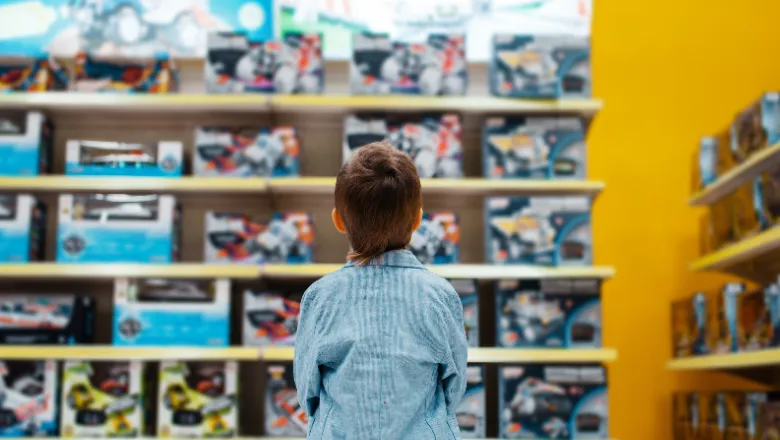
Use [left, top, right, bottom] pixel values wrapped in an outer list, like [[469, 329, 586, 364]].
[[335, 141, 422, 266]]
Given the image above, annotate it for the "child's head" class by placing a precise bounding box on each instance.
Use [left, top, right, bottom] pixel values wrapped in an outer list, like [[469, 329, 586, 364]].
[[333, 141, 423, 265]]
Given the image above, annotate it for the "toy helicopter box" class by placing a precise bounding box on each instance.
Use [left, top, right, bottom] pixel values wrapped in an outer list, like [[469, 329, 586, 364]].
[[457, 366, 485, 439], [0, 360, 58, 437], [61, 361, 144, 438], [450, 280, 479, 347], [350, 32, 467, 96], [113, 278, 230, 347], [157, 361, 238, 438], [410, 212, 460, 264], [65, 140, 183, 177], [730, 93, 780, 165], [498, 364, 608, 439], [243, 290, 302, 347], [0, 55, 68, 92], [0, 195, 46, 263], [0, 111, 52, 176], [483, 117, 586, 180], [193, 127, 300, 178], [486, 196, 592, 266], [0, 294, 94, 345], [343, 113, 463, 178], [266, 364, 307, 437], [206, 31, 323, 94], [73, 52, 178, 93], [56, 194, 181, 263]]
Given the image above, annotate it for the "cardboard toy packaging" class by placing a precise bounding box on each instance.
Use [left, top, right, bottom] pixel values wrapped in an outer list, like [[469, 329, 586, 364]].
[[766, 280, 780, 347], [457, 366, 485, 439], [265, 364, 307, 437], [65, 140, 183, 177], [671, 298, 693, 358], [193, 127, 300, 177], [0, 360, 58, 437], [757, 399, 780, 439], [732, 180, 761, 241], [0, 55, 68, 92], [710, 283, 745, 354], [738, 288, 771, 351], [73, 52, 178, 93], [410, 212, 460, 264], [0, 111, 53, 176], [706, 193, 736, 252], [0, 294, 94, 344], [753, 163, 780, 231], [243, 289, 302, 347], [690, 292, 712, 355], [450, 280, 479, 347], [672, 393, 698, 440], [730, 93, 780, 164], [0, 195, 46, 263]]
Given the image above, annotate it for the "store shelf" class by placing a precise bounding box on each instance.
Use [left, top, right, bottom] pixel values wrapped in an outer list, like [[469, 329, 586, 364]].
[[0, 263, 260, 279], [667, 349, 780, 370], [0, 92, 269, 112], [690, 226, 780, 272], [0, 346, 260, 360], [0, 176, 268, 193]]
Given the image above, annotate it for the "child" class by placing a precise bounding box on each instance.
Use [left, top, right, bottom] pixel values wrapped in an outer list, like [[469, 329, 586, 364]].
[[294, 141, 468, 439]]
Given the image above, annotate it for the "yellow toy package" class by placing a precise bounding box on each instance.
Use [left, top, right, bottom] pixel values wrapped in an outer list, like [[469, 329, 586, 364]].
[[672, 299, 693, 358], [738, 289, 771, 351]]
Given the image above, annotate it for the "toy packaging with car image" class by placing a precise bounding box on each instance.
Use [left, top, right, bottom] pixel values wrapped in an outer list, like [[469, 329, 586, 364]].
[[457, 366, 485, 439], [65, 140, 183, 177], [265, 364, 307, 437], [0, 294, 94, 345], [730, 92, 780, 165], [450, 280, 479, 347], [0, 111, 53, 177], [113, 278, 230, 347], [193, 126, 300, 177], [243, 289, 302, 347], [0, 360, 57, 437], [410, 212, 459, 264], [0, 55, 68, 92], [73, 51, 178, 93], [0, 195, 46, 263]]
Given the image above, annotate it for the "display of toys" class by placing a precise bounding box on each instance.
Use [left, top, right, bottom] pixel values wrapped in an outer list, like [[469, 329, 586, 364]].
[[0, 112, 52, 176], [410, 212, 459, 264], [0, 56, 68, 92], [694, 131, 732, 191], [450, 280, 479, 347], [457, 366, 485, 439], [0, 195, 46, 263], [499, 364, 608, 438], [73, 52, 178, 93], [766, 281, 780, 347], [490, 34, 591, 99], [113, 278, 230, 347], [343, 113, 463, 178], [708, 282, 745, 354], [486, 196, 592, 266], [61, 361, 144, 438], [193, 127, 300, 177], [243, 290, 302, 347], [56, 194, 181, 263], [754, 163, 780, 231], [65, 140, 183, 177], [350, 32, 467, 96], [265, 364, 307, 437], [0, 294, 94, 345], [483, 117, 586, 180], [205, 31, 323, 94], [730, 93, 780, 164], [671, 292, 711, 357], [157, 361, 238, 438], [0, 360, 57, 437]]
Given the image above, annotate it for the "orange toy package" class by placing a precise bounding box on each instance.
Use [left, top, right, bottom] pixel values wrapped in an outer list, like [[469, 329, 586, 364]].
[[738, 289, 771, 351], [672, 299, 693, 358]]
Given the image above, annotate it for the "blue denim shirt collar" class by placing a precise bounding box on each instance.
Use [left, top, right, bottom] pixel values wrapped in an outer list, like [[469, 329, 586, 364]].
[[344, 249, 424, 270]]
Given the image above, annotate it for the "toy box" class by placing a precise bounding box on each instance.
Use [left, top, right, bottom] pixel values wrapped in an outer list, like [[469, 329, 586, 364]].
[[113, 278, 230, 347], [0, 111, 52, 176], [691, 293, 712, 355], [738, 288, 771, 351], [753, 163, 780, 231], [497, 279, 601, 349], [204, 211, 314, 264], [486, 196, 592, 266], [499, 364, 608, 439], [490, 34, 590, 99], [698, 392, 722, 440], [61, 361, 144, 438], [672, 393, 697, 440], [671, 298, 692, 358], [265, 364, 307, 437], [410, 212, 459, 264], [0, 56, 68, 92], [766, 280, 780, 347], [73, 52, 178, 93], [710, 283, 745, 354], [243, 289, 302, 347], [0, 360, 57, 437], [705, 193, 736, 253], [450, 280, 479, 347], [157, 361, 238, 438], [457, 366, 485, 439], [719, 391, 767, 440], [206, 31, 323, 94], [193, 127, 300, 177], [694, 131, 733, 191], [730, 93, 780, 164], [350, 32, 467, 96], [65, 140, 183, 177], [343, 113, 463, 178], [0, 195, 46, 263], [0, 294, 94, 345], [56, 194, 180, 263], [758, 399, 780, 439], [483, 117, 586, 180]]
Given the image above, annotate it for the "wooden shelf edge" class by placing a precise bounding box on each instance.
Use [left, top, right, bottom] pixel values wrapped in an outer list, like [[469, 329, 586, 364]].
[[690, 226, 780, 272], [0, 176, 268, 193], [0, 346, 260, 360], [667, 349, 780, 370], [0, 264, 260, 279]]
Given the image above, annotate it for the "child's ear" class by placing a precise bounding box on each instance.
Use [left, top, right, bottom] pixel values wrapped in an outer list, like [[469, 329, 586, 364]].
[[412, 208, 423, 231], [332, 208, 347, 234]]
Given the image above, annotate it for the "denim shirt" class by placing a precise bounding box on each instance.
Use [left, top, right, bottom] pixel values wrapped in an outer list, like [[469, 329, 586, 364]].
[[293, 250, 468, 440]]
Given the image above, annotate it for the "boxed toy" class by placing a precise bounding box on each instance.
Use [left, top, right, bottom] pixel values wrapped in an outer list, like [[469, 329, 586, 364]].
[[65, 140, 183, 177], [450, 280, 479, 347], [672, 393, 697, 440], [56, 194, 181, 263], [694, 130, 735, 192], [732, 180, 761, 241], [457, 366, 485, 439], [486, 196, 592, 265], [74, 51, 178, 93], [699, 392, 722, 440], [758, 399, 780, 439], [206, 31, 323, 94], [410, 212, 459, 264], [483, 117, 586, 180], [0, 360, 57, 437], [265, 364, 307, 437], [157, 361, 238, 438], [61, 361, 144, 438], [243, 289, 302, 347], [690, 292, 712, 355], [0, 111, 52, 176], [0, 55, 68, 92], [193, 127, 300, 177], [766, 280, 780, 347], [754, 164, 780, 231], [113, 278, 230, 347], [343, 113, 463, 178], [671, 298, 692, 358], [350, 32, 467, 96], [499, 364, 608, 438], [730, 93, 780, 164], [0, 195, 46, 263], [710, 283, 745, 354], [738, 287, 771, 351], [0, 294, 94, 344], [705, 193, 736, 252], [490, 34, 590, 99], [721, 391, 767, 440], [204, 211, 313, 264]]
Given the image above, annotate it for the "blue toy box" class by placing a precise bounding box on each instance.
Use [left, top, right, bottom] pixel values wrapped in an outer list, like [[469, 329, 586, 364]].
[[0, 294, 94, 345], [0, 55, 68, 92], [113, 278, 230, 347], [486, 196, 592, 266], [56, 194, 181, 263], [0, 195, 46, 263], [193, 126, 300, 177], [410, 212, 460, 264], [0, 360, 58, 437], [0, 112, 52, 177], [457, 366, 485, 439], [66, 140, 183, 177], [730, 93, 780, 164], [73, 52, 178, 93], [450, 280, 479, 347]]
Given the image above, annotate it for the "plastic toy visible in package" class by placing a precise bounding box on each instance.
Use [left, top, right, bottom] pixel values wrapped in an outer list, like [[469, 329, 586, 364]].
[[450, 280, 479, 347], [265, 364, 307, 437], [73, 51, 178, 93], [490, 34, 590, 99], [350, 32, 467, 96], [206, 31, 323, 94], [0, 360, 57, 437], [0, 56, 68, 92], [486, 196, 592, 266], [56, 194, 181, 263], [193, 127, 300, 177], [60, 361, 144, 438], [113, 278, 230, 347], [711, 282, 745, 354], [157, 361, 237, 438], [0, 111, 52, 176], [0, 195, 46, 263], [0, 294, 94, 345], [343, 113, 463, 178], [243, 290, 302, 347], [457, 366, 485, 439], [730, 93, 780, 164], [410, 212, 459, 264], [65, 140, 183, 177]]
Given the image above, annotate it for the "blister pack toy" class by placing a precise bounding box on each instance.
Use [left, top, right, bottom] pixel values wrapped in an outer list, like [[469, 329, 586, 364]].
[[73, 52, 178, 93], [193, 127, 300, 177], [457, 366, 485, 438], [0, 360, 57, 437], [265, 364, 307, 437], [410, 212, 460, 264], [0, 56, 68, 92], [450, 280, 479, 347], [730, 93, 780, 164], [0, 294, 94, 345], [65, 140, 183, 177], [0, 195, 46, 263], [0, 111, 52, 176], [243, 290, 302, 347]]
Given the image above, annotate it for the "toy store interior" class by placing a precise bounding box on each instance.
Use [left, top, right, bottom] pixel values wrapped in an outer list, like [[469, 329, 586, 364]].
[[0, 0, 778, 439]]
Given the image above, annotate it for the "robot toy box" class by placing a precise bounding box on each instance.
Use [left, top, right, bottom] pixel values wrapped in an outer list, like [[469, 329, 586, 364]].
[[350, 32, 467, 96], [730, 93, 780, 164], [206, 31, 323, 94], [0, 55, 68, 92], [266, 364, 307, 437], [193, 127, 300, 178], [0, 294, 94, 345], [410, 212, 459, 264], [73, 52, 178, 93], [158, 361, 238, 438], [490, 34, 591, 99], [457, 366, 485, 439], [243, 289, 302, 347], [65, 140, 183, 177], [113, 278, 230, 347], [486, 196, 592, 266], [61, 361, 144, 438], [450, 280, 479, 347], [0, 111, 52, 176], [56, 194, 181, 263], [499, 364, 608, 439], [0, 360, 57, 437], [483, 117, 586, 180], [0, 195, 46, 263]]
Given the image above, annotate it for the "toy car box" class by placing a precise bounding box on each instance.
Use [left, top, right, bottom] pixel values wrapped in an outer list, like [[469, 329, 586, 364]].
[[0, 294, 94, 345], [157, 361, 238, 438], [490, 34, 591, 99], [0, 360, 58, 437], [457, 366, 485, 439], [265, 364, 307, 437], [61, 361, 144, 438], [113, 278, 230, 347], [65, 140, 183, 177], [343, 113, 463, 178], [73, 52, 178, 93], [0, 111, 52, 176], [206, 31, 323, 94], [0, 55, 68, 92], [243, 289, 302, 347], [0, 195, 46, 263], [193, 126, 300, 177], [410, 212, 459, 264], [730, 93, 780, 164], [486, 196, 592, 265], [56, 194, 181, 263], [204, 211, 314, 264], [350, 32, 467, 96], [450, 280, 479, 347], [483, 117, 586, 180], [499, 364, 608, 439]]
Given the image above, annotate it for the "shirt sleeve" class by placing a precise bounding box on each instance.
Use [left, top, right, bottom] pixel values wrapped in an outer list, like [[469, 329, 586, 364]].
[[294, 286, 321, 417], [438, 289, 469, 413]]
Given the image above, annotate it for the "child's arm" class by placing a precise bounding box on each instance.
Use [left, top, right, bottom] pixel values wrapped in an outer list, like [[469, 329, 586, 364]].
[[294, 288, 321, 417], [438, 289, 469, 413]]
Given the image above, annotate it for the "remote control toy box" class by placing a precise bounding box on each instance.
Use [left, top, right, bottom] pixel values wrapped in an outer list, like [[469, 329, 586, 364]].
[[243, 289, 302, 347], [0, 360, 57, 437], [0, 294, 94, 344], [0, 195, 46, 263], [193, 127, 300, 177], [450, 280, 479, 347], [0, 55, 68, 92], [73, 52, 178, 93], [410, 212, 460, 264], [66, 140, 183, 177], [265, 364, 307, 437], [457, 366, 485, 439], [0, 111, 52, 176]]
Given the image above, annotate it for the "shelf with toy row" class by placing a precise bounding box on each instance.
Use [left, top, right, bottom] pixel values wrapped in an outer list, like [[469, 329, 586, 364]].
[[19, 437, 618, 440], [667, 348, 780, 371], [690, 225, 780, 272]]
